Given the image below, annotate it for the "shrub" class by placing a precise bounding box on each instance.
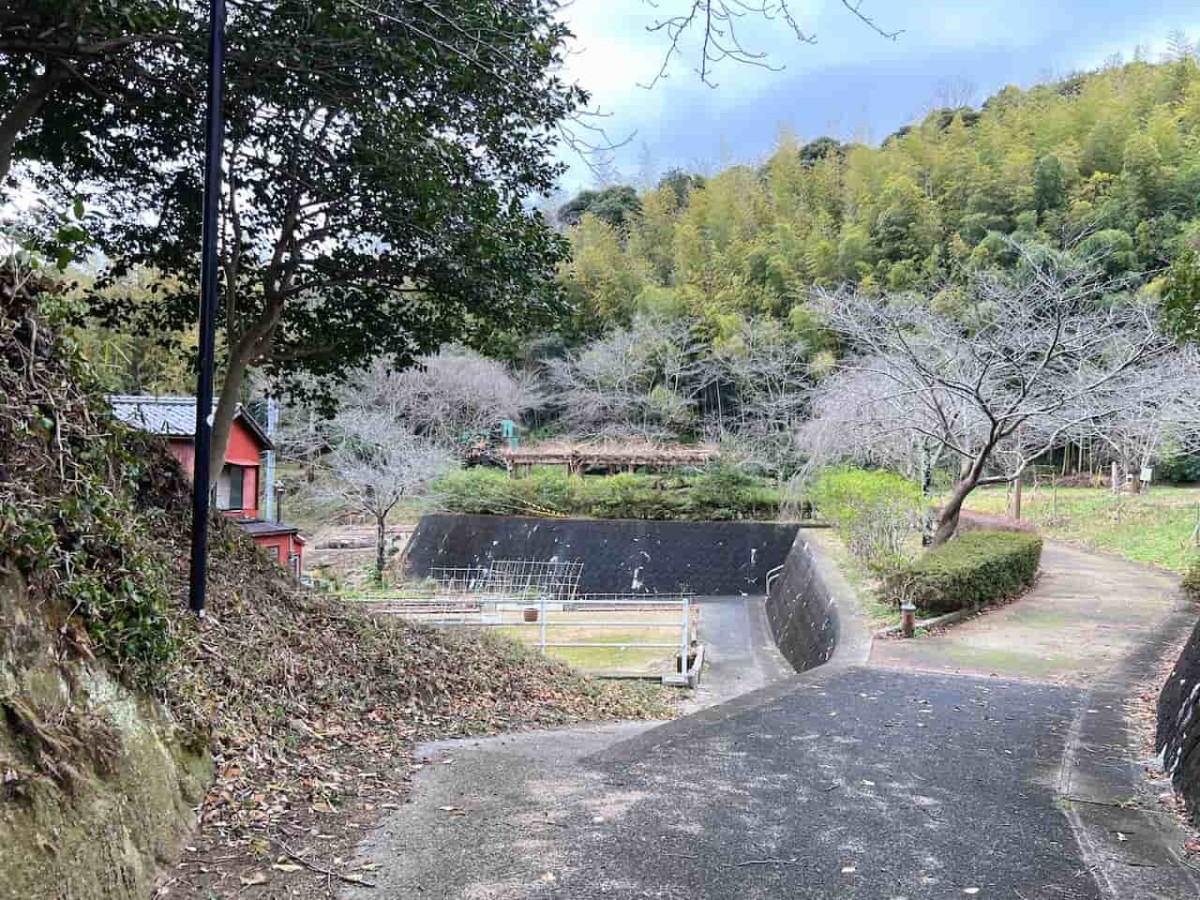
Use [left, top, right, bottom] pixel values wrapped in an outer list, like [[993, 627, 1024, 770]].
[[432, 467, 529, 515], [432, 465, 780, 521], [1184, 557, 1200, 601], [887, 530, 1043, 615], [809, 466, 923, 572], [684, 464, 781, 521], [576, 472, 687, 520], [1157, 453, 1200, 484]]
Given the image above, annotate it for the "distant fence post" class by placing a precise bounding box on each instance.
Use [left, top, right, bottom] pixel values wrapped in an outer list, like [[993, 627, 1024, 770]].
[[539, 593, 547, 652], [680, 597, 690, 675]]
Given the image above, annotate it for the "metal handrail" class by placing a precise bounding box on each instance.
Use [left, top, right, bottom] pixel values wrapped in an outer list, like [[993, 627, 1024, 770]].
[[765, 564, 786, 596]]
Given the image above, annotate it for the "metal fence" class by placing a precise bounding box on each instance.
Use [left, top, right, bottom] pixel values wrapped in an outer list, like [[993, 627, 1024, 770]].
[[424, 559, 585, 601], [346, 591, 692, 675]]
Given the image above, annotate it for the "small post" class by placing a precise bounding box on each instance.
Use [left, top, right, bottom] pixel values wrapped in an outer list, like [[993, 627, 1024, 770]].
[[539, 593, 547, 652], [900, 600, 917, 638], [1013, 475, 1023, 521], [680, 597, 690, 675], [1111, 461, 1120, 495]]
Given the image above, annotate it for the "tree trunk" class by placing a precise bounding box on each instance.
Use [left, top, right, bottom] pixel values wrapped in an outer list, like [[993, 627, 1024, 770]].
[[932, 454, 988, 547], [920, 445, 936, 546], [375, 515, 387, 585], [1013, 476, 1023, 520], [0, 65, 69, 185], [206, 334, 258, 488]]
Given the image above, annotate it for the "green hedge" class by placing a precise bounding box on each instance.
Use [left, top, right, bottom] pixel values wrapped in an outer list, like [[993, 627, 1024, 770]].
[[1184, 557, 1200, 601], [886, 530, 1043, 615], [432, 465, 781, 521]]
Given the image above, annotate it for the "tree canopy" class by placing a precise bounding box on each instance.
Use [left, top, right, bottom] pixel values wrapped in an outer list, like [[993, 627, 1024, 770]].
[[19, 0, 583, 478], [557, 55, 1200, 348]]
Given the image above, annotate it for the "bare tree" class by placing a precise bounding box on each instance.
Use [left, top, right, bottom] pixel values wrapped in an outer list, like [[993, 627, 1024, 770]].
[[553, 316, 811, 472], [550, 316, 696, 440], [358, 348, 540, 452], [813, 251, 1173, 545], [1071, 350, 1200, 492], [643, 1, 900, 89], [323, 410, 452, 582], [690, 318, 811, 472]]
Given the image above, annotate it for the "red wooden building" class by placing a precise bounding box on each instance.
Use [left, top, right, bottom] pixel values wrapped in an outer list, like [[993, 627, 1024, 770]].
[[109, 395, 305, 575]]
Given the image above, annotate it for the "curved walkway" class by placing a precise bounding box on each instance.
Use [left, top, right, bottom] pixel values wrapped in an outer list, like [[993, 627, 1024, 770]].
[[342, 541, 1200, 900], [870, 541, 1181, 683]]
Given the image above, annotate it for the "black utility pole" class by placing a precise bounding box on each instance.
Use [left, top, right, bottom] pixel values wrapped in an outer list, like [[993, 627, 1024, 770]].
[[188, 0, 227, 617]]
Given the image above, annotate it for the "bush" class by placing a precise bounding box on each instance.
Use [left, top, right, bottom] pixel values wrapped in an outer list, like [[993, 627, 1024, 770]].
[[576, 472, 687, 520], [684, 464, 781, 521], [1157, 453, 1200, 484], [433, 467, 532, 515], [809, 466, 923, 572], [887, 530, 1043, 615], [432, 465, 780, 521], [1184, 557, 1200, 601]]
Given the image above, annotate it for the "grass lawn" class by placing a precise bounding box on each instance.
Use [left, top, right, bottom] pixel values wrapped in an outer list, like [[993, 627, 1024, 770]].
[[805, 529, 900, 632], [496, 606, 698, 676], [961, 483, 1200, 573]]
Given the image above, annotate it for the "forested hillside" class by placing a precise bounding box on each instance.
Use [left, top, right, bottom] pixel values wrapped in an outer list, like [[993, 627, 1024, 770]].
[[559, 54, 1200, 344]]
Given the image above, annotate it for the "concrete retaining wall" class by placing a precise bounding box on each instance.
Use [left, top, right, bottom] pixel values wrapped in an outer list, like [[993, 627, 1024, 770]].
[[1157, 618, 1200, 821], [404, 514, 800, 595], [764, 535, 841, 673]]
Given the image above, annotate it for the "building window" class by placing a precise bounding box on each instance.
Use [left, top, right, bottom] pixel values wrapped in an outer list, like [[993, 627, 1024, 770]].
[[216, 464, 245, 511]]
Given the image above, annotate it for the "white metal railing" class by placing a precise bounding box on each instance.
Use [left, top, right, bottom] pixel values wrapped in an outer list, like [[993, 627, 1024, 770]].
[[346, 591, 692, 674]]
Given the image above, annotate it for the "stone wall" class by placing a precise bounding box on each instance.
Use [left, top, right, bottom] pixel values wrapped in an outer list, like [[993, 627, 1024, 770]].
[[403, 514, 801, 595], [0, 575, 211, 900]]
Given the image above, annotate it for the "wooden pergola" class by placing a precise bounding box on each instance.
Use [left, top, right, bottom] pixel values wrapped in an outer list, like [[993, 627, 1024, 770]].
[[500, 441, 720, 477]]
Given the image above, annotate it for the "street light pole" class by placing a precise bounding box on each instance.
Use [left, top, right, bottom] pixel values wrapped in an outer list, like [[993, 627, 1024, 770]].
[[188, 0, 227, 617]]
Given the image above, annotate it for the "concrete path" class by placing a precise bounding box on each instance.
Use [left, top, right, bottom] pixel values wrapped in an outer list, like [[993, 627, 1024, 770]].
[[870, 542, 1181, 683], [342, 541, 1200, 900], [686, 596, 793, 708]]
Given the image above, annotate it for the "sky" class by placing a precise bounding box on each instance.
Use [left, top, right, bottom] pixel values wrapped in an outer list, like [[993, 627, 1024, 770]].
[[554, 0, 1200, 191]]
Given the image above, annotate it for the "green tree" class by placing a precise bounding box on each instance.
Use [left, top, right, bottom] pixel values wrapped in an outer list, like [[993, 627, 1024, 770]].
[[1034, 154, 1068, 216], [1164, 248, 1200, 343], [48, 0, 580, 481], [557, 185, 642, 229], [561, 214, 646, 333], [0, 0, 192, 187]]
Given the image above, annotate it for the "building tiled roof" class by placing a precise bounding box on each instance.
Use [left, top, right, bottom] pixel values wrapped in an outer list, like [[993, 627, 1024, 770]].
[[238, 520, 304, 540], [108, 394, 273, 450]]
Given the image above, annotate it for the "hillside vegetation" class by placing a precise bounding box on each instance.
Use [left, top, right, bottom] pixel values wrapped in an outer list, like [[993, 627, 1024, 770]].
[[561, 56, 1200, 344], [0, 278, 674, 898]]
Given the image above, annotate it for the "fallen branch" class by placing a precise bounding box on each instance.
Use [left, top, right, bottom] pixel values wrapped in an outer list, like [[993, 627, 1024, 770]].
[[276, 840, 377, 889]]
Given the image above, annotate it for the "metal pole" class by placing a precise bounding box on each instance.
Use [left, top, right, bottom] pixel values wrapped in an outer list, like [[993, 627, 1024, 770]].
[[680, 597, 689, 675], [263, 396, 278, 522], [188, 0, 227, 618]]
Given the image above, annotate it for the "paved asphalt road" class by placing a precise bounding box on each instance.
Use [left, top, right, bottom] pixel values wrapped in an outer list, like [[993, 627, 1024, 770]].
[[342, 546, 1200, 900], [347, 667, 1097, 899]]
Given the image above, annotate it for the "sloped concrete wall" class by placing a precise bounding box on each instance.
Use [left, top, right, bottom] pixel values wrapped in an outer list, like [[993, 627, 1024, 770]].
[[764, 535, 841, 674], [404, 514, 801, 595], [1158, 618, 1200, 821]]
